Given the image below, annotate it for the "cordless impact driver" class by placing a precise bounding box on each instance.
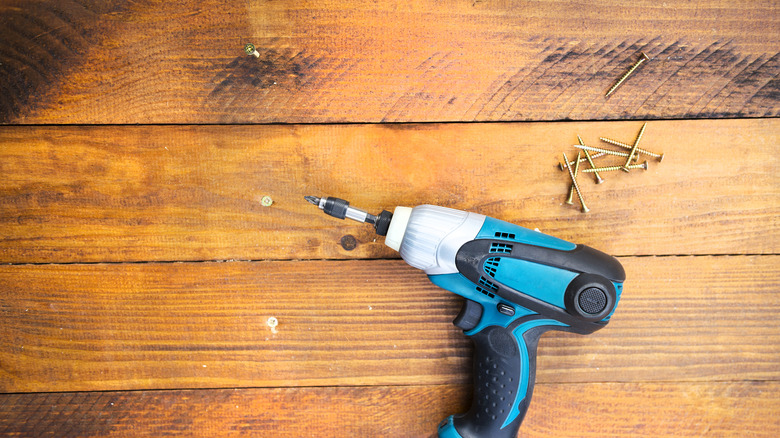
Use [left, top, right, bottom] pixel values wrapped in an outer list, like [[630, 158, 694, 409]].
[[305, 196, 625, 438]]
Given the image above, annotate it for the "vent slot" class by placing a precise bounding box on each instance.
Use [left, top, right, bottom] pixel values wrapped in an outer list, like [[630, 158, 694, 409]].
[[484, 257, 501, 277], [494, 232, 516, 239], [478, 276, 498, 291], [475, 286, 496, 299], [490, 242, 513, 254]]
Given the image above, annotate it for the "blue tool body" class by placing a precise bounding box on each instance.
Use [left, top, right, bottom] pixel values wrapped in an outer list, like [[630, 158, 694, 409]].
[[305, 197, 625, 438], [432, 217, 623, 438]]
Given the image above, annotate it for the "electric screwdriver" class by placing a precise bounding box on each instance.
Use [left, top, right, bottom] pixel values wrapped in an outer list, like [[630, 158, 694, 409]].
[[305, 196, 625, 438]]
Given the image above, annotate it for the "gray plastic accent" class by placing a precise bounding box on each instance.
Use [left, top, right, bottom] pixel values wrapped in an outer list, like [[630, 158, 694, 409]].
[[397, 205, 486, 275]]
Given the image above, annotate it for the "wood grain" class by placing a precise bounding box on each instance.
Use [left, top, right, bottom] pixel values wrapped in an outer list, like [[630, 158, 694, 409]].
[[1, 0, 778, 123], [1, 119, 777, 263], [1, 256, 777, 393], [1, 382, 779, 437]]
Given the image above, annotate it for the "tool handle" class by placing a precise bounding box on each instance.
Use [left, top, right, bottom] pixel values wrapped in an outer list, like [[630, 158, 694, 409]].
[[438, 319, 555, 438]]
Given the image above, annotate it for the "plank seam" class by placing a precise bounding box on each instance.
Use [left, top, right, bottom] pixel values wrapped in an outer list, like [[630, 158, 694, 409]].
[[2, 253, 777, 267], [2, 378, 778, 398]]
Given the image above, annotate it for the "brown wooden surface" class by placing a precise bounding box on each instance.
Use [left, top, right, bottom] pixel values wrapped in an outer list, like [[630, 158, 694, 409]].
[[1, 256, 777, 393], [1, 0, 778, 124], [2, 382, 779, 437], [1, 1, 778, 436], [1, 119, 778, 264]]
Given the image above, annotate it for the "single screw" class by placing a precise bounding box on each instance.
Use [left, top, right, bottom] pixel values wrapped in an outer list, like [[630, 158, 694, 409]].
[[578, 135, 604, 184], [622, 122, 647, 172], [563, 152, 588, 213], [600, 137, 664, 161], [267, 317, 278, 334], [582, 161, 649, 173], [244, 43, 260, 58], [566, 150, 582, 205], [605, 52, 650, 98], [573, 144, 631, 158], [559, 151, 606, 171], [261, 196, 273, 206]]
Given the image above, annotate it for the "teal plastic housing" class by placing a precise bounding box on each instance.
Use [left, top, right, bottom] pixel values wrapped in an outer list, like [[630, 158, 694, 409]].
[[433, 217, 623, 438]]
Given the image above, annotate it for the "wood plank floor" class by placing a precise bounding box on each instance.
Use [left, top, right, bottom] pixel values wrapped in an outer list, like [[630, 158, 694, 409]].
[[1, 1, 778, 123], [1, 0, 778, 436]]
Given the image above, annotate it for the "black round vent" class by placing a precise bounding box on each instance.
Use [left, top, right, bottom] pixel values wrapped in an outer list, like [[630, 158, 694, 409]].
[[578, 287, 607, 314]]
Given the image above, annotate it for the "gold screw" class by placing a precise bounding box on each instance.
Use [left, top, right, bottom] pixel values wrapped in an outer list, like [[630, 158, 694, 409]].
[[559, 151, 606, 170], [621, 122, 648, 172], [261, 196, 273, 207], [577, 135, 604, 184], [563, 152, 588, 213], [573, 144, 632, 158], [566, 150, 582, 205], [244, 43, 260, 58], [605, 52, 650, 98], [600, 137, 664, 161], [582, 161, 649, 173]]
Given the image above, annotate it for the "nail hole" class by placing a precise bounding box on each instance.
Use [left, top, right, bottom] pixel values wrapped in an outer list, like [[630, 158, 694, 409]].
[[340, 235, 357, 251]]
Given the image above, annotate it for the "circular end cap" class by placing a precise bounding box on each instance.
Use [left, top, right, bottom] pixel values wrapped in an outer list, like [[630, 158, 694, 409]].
[[578, 287, 607, 314], [564, 273, 617, 322]]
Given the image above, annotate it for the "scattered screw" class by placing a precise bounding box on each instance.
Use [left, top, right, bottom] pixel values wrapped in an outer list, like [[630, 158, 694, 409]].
[[577, 135, 604, 184], [244, 43, 260, 58], [566, 150, 582, 205], [622, 122, 647, 172], [563, 152, 588, 213], [559, 151, 606, 171], [599, 137, 664, 161], [573, 144, 632, 158], [261, 196, 273, 206], [606, 52, 649, 98], [582, 161, 649, 173]]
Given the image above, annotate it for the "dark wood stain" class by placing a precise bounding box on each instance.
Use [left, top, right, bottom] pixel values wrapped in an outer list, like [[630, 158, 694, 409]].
[[0, 1, 129, 122]]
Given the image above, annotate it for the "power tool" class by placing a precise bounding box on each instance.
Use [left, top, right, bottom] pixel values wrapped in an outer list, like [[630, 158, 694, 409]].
[[305, 196, 625, 438]]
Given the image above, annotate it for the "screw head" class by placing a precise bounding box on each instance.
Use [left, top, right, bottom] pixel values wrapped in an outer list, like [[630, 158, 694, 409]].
[[244, 43, 256, 55], [261, 196, 273, 207], [596, 175, 605, 184]]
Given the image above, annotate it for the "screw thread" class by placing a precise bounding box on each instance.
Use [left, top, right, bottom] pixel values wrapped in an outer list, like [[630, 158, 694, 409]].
[[559, 151, 606, 170], [622, 122, 648, 171], [563, 152, 588, 213], [566, 148, 582, 204], [582, 161, 648, 173], [605, 52, 649, 98], [577, 135, 604, 183], [574, 144, 630, 158], [600, 137, 664, 160]]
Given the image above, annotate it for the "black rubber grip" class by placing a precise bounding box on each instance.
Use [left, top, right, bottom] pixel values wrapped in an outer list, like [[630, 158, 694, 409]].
[[452, 322, 548, 438], [322, 197, 349, 219]]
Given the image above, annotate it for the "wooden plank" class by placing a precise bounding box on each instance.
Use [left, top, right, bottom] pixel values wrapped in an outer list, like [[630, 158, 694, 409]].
[[1, 382, 779, 437], [1, 256, 777, 393], [1, 0, 778, 124], [0, 119, 777, 263]]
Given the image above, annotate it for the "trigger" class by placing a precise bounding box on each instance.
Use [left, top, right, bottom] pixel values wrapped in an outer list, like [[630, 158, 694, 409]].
[[453, 299, 483, 331]]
